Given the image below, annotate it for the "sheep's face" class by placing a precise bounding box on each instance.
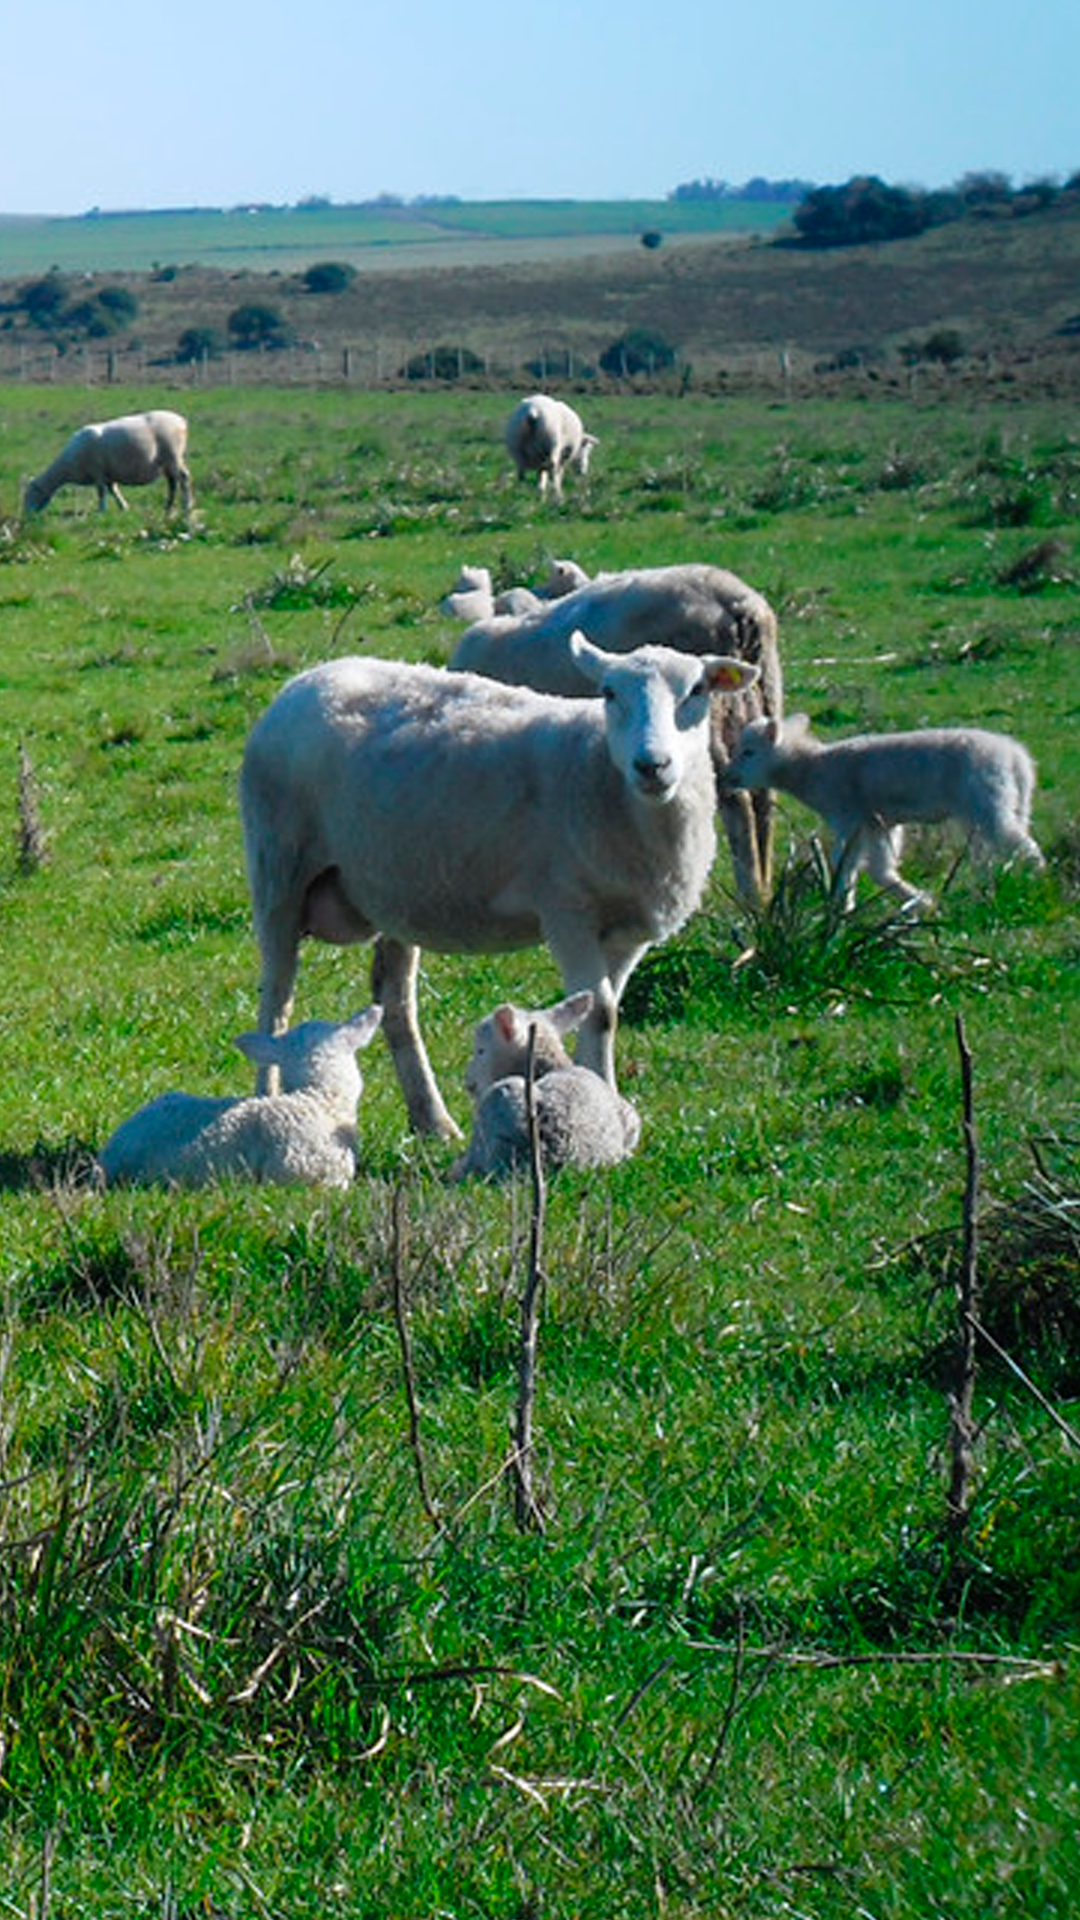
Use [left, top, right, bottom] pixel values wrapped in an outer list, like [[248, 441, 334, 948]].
[[22, 479, 46, 515], [572, 637, 757, 806]]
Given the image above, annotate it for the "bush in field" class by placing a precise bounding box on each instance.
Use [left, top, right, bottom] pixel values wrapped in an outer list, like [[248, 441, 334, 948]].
[[228, 302, 294, 350], [399, 344, 485, 381], [176, 325, 225, 363], [792, 175, 932, 247], [302, 261, 356, 293], [599, 327, 677, 376]]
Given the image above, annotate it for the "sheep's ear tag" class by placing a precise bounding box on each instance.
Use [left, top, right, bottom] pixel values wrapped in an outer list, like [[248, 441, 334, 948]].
[[708, 660, 755, 691]]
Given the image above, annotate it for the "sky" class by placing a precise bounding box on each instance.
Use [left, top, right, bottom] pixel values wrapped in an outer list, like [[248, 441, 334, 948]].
[[3, 0, 1076, 216]]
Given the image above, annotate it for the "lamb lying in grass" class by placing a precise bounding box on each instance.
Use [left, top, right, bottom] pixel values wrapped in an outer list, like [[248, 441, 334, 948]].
[[97, 1007, 382, 1188], [23, 409, 194, 515], [452, 992, 641, 1182], [724, 713, 1044, 907]]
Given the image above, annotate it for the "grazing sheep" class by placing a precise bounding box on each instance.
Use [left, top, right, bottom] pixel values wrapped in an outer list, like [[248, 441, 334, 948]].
[[23, 409, 194, 515], [240, 637, 758, 1139], [97, 1007, 382, 1188], [505, 394, 598, 500], [724, 714, 1044, 907], [451, 562, 783, 902], [452, 991, 641, 1182]]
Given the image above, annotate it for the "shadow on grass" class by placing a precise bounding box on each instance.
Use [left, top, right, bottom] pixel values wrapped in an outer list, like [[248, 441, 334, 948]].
[[0, 1136, 98, 1194]]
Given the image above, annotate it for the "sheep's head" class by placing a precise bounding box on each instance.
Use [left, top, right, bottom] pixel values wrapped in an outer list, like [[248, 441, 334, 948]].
[[235, 1006, 383, 1099], [571, 634, 759, 805], [464, 992, 593, 1101]]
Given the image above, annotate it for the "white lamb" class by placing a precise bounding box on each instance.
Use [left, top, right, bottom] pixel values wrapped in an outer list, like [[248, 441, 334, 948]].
[[451, 991, 641, 1182], [440, 565, 494, 624], [724, 714, 1044, 908], [239, 637, 758, 1140], [450, 562, 783, 901], [505, 394, 598, 501], [97, 1007, 382, 1188], [23, 409, 194, 516]]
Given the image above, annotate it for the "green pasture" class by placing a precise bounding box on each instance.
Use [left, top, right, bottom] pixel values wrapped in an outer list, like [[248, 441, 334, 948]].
[[0, 197, 787, 278], [0, 383, 1077, 1916]]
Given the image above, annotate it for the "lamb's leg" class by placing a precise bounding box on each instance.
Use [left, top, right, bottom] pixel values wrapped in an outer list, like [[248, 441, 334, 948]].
[[864, 826, 928, 907], [371, 936, 461, 1140], [717, 785, 764, 904]]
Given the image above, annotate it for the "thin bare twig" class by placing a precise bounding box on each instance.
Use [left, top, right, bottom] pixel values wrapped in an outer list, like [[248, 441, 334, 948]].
[[390, 1183, 440, 1528], [947, 1011, 980, 1546], [514, 1025, 547, 1533], [969, 1314, 1080, 1449]]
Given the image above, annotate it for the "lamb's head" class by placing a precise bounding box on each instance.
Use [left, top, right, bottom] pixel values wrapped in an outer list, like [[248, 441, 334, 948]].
[[464, 991, 594, 1102], [235, 1006, 383, 1102], [725, 713, 810, 791], [570, 633, 760, 805], [543, 558, 590, 598]]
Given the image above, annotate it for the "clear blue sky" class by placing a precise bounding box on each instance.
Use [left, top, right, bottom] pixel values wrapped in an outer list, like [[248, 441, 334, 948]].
[[4, 0, 1076, 215]]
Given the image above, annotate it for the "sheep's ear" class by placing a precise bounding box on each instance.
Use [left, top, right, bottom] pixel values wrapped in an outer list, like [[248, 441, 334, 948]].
[[785, 713, 811, 737], [344, 1005, 383, 1049], [234, 1030, 279, 1066], [701, 656, 760, 693], [493, 1004, 520, 1043], [568, 631, 608, 682], [547, 990, 594, 1035]]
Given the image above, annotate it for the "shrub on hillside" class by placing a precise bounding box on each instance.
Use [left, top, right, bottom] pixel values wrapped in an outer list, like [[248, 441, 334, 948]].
[[176, 325, 225, 364], [398, 344, 485, 381], [599, 327, 677, 376], [302, 261, 356, 294], [227, 303, 294, 350]]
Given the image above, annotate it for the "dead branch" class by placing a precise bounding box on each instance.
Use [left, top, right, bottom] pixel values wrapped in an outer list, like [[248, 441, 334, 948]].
[[513, 1024, 547, 1533], [390, 1182, 440, 1528]]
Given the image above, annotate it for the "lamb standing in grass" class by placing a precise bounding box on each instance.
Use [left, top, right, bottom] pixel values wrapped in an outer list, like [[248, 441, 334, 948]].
[[724, 714, 1043, 907], [240, 637, 758, 1140], [97, 1007, 382, 1188], [23, 409, 194, 515], [451, 561, 783, 902], [505, 395, 598, 500], [452, 991, 641, 1182]]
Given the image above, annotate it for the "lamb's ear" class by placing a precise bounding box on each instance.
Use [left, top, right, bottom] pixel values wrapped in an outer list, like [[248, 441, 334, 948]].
[[234, 1030, 279, 1066], [785, 713, 811, 737], [703, 657, 760, 692], [493, 1004, 520, 1043], [547, 990, 594, 1036], [568, 631, 608, 683], [343, 1005, 383, 1049]]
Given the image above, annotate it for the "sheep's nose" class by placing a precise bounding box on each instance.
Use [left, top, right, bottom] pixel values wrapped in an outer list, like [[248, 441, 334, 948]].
[[634, 753, 672, 782]]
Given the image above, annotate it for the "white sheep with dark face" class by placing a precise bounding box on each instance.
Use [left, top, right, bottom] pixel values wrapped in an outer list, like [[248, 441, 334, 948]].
[[452, 991, 641, 1182], [239, 637, 758, 1139], [724, 714, 1043, 907], [23, 410, 194, 515]]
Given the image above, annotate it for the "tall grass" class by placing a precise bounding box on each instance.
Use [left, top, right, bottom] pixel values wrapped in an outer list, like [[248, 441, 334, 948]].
[[0, 385, 1077, 1915]]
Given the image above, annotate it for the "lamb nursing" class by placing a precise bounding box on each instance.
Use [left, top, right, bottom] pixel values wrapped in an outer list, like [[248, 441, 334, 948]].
[[23, 409, 194, 515], [240, 638, 758, 1139]]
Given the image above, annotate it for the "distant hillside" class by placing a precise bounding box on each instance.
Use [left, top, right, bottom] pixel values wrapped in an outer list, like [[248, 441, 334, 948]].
[[0, 198, 792, 278], [1, 195, 1077, 395]]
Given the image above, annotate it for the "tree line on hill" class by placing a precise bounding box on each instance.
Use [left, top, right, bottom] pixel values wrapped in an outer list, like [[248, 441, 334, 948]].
[[671, 168, 1080, 246]]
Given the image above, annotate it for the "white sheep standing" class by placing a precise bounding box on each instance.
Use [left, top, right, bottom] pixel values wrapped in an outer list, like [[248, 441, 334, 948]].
[[724, 714, 1044, 908], [240, 637, 758, 1140], [23, 409, 194, 515], [504, 394, 598, 501], [97, 1006, 382, 1188], [451, 990, 641, 1182], [450, 561, 783, 902]]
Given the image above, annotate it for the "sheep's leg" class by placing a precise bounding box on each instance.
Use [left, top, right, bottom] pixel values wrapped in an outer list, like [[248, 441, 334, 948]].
[[718, 785, 764, 904], [547, 924, 645, 1089], [106, 482, 129, 510], [251, 917, 301, 1094], [371, 936, 462, 1140], [751, 786, 775, 901], [829, 830, 863, 912]]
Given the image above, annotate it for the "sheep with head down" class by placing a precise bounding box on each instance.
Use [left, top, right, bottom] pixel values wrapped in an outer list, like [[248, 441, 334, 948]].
[[23, 409, 194, 515], [505, 394, 598, 501], [239, 636, 758, 1140]]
